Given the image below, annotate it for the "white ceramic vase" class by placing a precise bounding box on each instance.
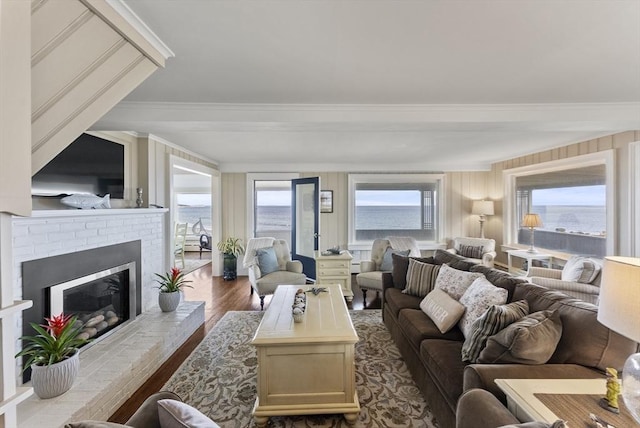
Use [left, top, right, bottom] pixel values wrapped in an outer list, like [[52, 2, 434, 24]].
[[30, 350, 79, 399], [159, 291, 181, 312]]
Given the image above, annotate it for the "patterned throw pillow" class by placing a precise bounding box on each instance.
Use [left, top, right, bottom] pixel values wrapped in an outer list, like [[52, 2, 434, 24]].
[[402, 259, 441, 297], [458, 244, 484, 259], [458, 277, 508, 338], [434, 264, 484, 300], [461, 300, 529, 362], [419, 288, 466, 333]]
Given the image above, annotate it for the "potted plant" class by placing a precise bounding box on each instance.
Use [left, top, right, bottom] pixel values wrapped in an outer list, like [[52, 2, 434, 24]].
[[16, 313, 88, 399], [217, 237, 245, 280], [155, 267, 193, 312]]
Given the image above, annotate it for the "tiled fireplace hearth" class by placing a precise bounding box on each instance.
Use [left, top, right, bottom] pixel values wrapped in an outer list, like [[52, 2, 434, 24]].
[[11, 209, 205, 426]]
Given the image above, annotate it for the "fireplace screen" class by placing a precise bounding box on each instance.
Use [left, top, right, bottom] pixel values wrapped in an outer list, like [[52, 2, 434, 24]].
[[49, 262, 136, 343]]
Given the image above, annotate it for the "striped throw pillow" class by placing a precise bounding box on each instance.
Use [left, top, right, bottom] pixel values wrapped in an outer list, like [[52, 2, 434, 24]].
[[461, 299, 529, 363], [402, 259, 441, 298], [458, 244, 484, 259]]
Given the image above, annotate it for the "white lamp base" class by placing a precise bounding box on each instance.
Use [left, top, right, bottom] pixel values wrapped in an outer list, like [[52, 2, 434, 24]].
[[622, 352, 640, 423]]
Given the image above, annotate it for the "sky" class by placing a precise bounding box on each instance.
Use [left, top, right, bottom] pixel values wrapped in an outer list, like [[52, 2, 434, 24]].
[[532, 185, 606, 206]]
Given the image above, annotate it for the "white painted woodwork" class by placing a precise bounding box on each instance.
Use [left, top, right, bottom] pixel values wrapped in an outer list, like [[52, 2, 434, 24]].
[[315, 251, 354, 302], [251, 285, 360, 426], [30, 0, 171, 174]]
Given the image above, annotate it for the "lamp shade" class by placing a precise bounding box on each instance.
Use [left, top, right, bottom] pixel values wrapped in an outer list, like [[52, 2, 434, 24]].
[[597, 256, 640, 343], [472, 200, 494, 216], [521, 213, 542, 228]]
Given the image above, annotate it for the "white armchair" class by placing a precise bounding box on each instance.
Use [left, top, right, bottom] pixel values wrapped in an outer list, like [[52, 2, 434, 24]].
[[356, 237, 420, 303], [527, 256, 602, 304], [243, 238, 307, 310], [446, 237, 496, 267]]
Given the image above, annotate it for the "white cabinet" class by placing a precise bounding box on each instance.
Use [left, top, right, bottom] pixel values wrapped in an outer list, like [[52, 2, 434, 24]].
[[315, 251, 353, 302]]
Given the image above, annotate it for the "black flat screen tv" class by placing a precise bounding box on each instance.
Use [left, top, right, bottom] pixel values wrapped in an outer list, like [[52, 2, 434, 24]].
[[32, 133, 125, 198]]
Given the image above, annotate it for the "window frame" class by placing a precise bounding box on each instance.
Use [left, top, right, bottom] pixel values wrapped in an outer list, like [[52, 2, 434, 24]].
[[347, 173, 445, 249], [503, 150, 615, 256]]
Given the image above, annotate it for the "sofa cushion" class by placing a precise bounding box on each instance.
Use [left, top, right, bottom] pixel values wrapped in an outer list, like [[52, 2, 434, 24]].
[[403, 259, 441, 297], [420, 288, 466, 333], [398, 308, 465, 347], [255, 247, 279, 276], [461, 300, 529, 363], [380, 247, 410, 271], [512, 282, 637, 372], [158, 399, 220, 428], [478, 310, 562, 365], [384, 288, 422, 318], [433, 249, 477, 271], [458, 244, 484, 259], [420, 339, 468, 407], [435, 264, 485, 300], [391, 253, 435, 289], [458, 277, 508, 338], [470, 265, 527, 302]]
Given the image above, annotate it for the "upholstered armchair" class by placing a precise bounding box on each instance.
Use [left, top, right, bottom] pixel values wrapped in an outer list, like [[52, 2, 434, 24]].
[[356, 237, 420, 303], [527, 256, 602, 304], [446, 237, 496, 267], [243, 238, 307, 310]]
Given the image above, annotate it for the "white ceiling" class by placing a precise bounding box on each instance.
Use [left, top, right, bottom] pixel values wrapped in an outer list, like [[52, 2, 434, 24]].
[[94, 0, 640, 172]]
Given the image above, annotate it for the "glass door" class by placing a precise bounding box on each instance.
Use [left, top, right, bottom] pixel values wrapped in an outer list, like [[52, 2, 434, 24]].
[[291, 177, 319, 280]]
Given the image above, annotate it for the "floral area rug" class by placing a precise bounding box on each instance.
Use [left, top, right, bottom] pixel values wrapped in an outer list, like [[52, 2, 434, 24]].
[[163, 309, 438, 428]]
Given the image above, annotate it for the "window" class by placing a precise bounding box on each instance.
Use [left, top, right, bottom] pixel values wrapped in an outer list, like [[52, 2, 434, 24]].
[[247, 173, 299, 245], [504, 152, 614, 257], [348, 174, 443, 245], [176, 193, 212, 234]]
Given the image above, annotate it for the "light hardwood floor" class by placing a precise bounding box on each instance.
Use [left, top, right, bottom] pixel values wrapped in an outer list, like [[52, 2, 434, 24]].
[[108, 263, 381, 423]]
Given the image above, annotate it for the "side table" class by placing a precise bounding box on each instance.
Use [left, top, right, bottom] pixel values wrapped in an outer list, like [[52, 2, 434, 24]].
[[506, 249, 552, 276], [496, 379, 604, 423], [315, 251, 354, 302]]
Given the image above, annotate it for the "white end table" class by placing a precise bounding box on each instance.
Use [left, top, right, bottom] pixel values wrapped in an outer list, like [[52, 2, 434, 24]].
[[495, 378, 605, 423], [506, 249, 552, 276]]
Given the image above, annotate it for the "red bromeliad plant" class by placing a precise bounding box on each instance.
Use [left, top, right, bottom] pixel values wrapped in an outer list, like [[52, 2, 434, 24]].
[[155, 267, 193, 293], [16, 313, 88, 371]]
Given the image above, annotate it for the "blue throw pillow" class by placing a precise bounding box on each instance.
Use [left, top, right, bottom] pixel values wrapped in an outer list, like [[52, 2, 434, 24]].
[[256, 247, 279, 275], [380, 247, 410, 271]]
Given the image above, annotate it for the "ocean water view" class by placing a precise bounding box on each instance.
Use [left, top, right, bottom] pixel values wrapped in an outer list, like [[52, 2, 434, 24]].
[[532, 205, 606, 234], [177, 206, 212, 233]]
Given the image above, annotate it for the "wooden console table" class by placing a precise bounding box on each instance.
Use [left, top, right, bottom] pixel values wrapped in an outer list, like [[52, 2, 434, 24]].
[[315, 251, 354, 302]]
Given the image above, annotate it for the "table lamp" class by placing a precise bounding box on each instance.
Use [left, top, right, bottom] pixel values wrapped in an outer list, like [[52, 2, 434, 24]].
[[597, 256, 640, 423], [521, 213, 542, 253], [472, 200, 494, 239]]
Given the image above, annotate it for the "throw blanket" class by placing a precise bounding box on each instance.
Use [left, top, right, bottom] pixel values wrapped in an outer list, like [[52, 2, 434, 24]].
[[388, 236, 421, 257], [242, 237, 275, 268]]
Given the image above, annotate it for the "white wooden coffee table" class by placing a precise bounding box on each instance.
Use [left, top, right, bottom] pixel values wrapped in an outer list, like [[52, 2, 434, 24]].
[[251, 284, 360, 427]]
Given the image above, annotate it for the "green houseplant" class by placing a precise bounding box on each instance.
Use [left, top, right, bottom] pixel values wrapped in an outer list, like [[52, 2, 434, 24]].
[[155, 267, 193, 312], [217, 237, 245, 280], [16, 313, 88, 398]]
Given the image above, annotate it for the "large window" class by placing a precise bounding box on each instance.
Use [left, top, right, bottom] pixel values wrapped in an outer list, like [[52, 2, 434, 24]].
[[349, 174, 443, 245], [254, 180, 292, 242], [505, 152, 614, 257]]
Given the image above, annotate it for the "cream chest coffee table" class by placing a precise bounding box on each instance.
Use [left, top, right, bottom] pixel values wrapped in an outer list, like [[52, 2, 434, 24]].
[[315, 251, 354, 302], [251, 284, 360, 426]]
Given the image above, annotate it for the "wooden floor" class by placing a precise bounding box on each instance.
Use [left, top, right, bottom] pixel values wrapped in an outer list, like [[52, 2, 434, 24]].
[[108, 263, 381, 423]]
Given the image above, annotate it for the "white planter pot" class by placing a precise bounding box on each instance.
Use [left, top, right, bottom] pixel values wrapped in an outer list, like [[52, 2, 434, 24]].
[[30, 350, 79, 399], [159, 291, 181, 312]]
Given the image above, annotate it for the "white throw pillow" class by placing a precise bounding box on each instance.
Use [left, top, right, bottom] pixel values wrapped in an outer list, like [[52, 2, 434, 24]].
[[158, 399, 220, 428], [458, 277, 508, 338], [434, 264, 484, 300], [419, 288, 466, 333], [561, 256, 601, 283]]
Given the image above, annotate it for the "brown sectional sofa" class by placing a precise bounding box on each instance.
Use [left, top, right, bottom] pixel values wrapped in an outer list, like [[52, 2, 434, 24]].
[[382, 250, 637, 428]]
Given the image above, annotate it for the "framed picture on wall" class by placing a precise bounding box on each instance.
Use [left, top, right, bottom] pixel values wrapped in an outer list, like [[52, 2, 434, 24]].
[[320, 190, 333, 213]]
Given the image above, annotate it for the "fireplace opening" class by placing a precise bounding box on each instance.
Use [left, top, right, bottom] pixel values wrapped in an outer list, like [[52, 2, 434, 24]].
[[49, 262, 136, 344]]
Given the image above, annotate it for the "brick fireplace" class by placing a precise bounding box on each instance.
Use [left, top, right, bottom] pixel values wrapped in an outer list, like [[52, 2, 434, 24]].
[[11, 208, 205, 426]]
